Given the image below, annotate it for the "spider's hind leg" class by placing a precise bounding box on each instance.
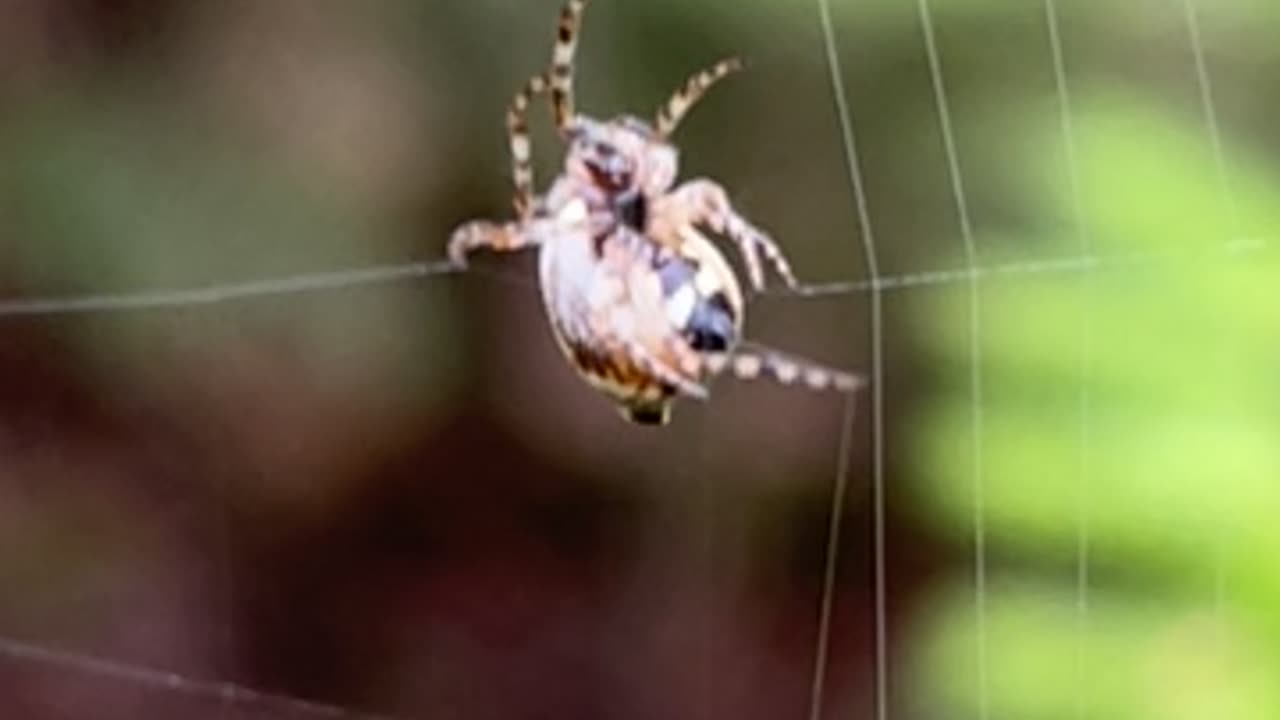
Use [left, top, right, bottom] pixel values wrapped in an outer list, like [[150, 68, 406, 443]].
[[624, 339, 708, 401], [661, 179, 801, 292], [708, 342, 862, 393]]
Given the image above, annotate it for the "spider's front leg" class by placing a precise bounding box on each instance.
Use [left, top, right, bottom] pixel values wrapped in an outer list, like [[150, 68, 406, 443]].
[[655, 179, 800, 292], [447, 218, 549, 268]]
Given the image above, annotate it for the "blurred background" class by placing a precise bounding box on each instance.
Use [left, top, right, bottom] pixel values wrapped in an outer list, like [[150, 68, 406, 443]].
[[1, 0, 1277, 718]]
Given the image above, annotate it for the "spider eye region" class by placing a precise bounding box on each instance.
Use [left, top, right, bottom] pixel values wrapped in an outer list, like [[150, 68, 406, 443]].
[[585, 162, 632, 192], [583, 146, 634, 193]]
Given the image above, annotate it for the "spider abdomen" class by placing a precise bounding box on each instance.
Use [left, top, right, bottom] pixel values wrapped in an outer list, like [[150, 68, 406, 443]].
[[655, 254, 738, 353]]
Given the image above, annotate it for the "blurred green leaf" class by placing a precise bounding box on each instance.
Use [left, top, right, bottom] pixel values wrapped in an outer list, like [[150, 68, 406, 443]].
[[915, 97, 1280, 717]]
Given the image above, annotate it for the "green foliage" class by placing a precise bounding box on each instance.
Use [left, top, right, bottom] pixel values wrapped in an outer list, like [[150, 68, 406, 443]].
[[914, 97, 1280, 718]]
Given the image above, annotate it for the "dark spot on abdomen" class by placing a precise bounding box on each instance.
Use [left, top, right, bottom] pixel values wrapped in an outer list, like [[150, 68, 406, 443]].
[[654, 255, 738, 353], [614, 191, 647, 231], [683, 291, 737, 352]]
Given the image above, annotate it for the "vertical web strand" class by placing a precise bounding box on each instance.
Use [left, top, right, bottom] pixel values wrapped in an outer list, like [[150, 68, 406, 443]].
[[1042, 3, 1092, 718], [217, 467, 236, 718], [915, 2, 987, 719], [810, 396, 859, 720], [813, 2, 885, 720], [1180, 0, 1238, 626], [1182, 0, 1238, 228]]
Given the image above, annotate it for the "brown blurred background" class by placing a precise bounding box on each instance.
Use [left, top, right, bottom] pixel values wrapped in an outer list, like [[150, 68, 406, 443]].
[[0, 0, 1273, 719]]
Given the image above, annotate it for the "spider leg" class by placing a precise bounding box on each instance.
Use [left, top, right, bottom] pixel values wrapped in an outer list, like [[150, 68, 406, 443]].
[[661, 179, 799, 292], [611, 336, 709, 400], [654, 57, 743, 138], [506, 0, 589, 215], [550, 0, 589, 133], [707, 342, 862, 393], [586, 314, 709, 401], [507, 73, 552, 219], [447, 219, 547, 268]]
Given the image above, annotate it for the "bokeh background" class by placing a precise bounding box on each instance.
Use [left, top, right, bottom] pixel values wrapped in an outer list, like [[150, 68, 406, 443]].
[[1, 0, 1277, 719]]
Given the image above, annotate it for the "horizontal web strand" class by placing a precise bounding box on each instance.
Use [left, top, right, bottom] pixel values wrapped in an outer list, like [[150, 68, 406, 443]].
[[0, 260, 464, 317], [0, 237, 1265, 319], [0, 635, 402, 720], [777, 236, 1263, 296]]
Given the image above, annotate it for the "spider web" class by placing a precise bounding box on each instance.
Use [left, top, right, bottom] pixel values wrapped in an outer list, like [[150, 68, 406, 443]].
[[0, 1, 1251, 719]]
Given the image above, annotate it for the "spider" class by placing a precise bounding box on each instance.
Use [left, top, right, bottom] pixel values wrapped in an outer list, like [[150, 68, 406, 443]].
[[448, 0, 860, 424]]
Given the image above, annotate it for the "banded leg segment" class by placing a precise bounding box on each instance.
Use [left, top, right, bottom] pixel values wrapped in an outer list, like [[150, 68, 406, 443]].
[[706, 343, 862, 393], [654, 57, 743, 138], [507, 0, 590, 215], [582, 320, 709, 401], [659, 179, 799, 291], [624, 338, 709, 400], [550, 0, 589, 132], [448, 219, 547, 267], [507, 73, 552, 218]]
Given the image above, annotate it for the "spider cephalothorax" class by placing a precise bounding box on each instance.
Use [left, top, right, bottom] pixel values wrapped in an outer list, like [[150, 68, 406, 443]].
[[563, 115, 677, 215], [448, 0, 860, 424]]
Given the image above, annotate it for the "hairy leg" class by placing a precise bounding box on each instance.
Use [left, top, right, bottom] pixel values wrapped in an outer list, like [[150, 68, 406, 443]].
[[624, 337, 709, 399], [550, 0, 589, 133], [506, 0, 590, 215], [506, 73, 552, 218], [448, 218, 551, 268], [656, 179, 800, 291], [707, 342, 862, 393], [654, 58, 743, 138]]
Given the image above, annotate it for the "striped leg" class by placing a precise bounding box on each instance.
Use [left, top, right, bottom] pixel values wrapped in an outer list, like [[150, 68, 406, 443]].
[[550, 0, 589, 133], [626, 338, 709, 400], [507, 73, 552, 218], [447, 219, 548, 268], [583, 330, 709, 401], [707, 343, 863, 393], [654, 58, 743, 138], [507, 0, 589, 215], [662, 178, 799, 291]]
